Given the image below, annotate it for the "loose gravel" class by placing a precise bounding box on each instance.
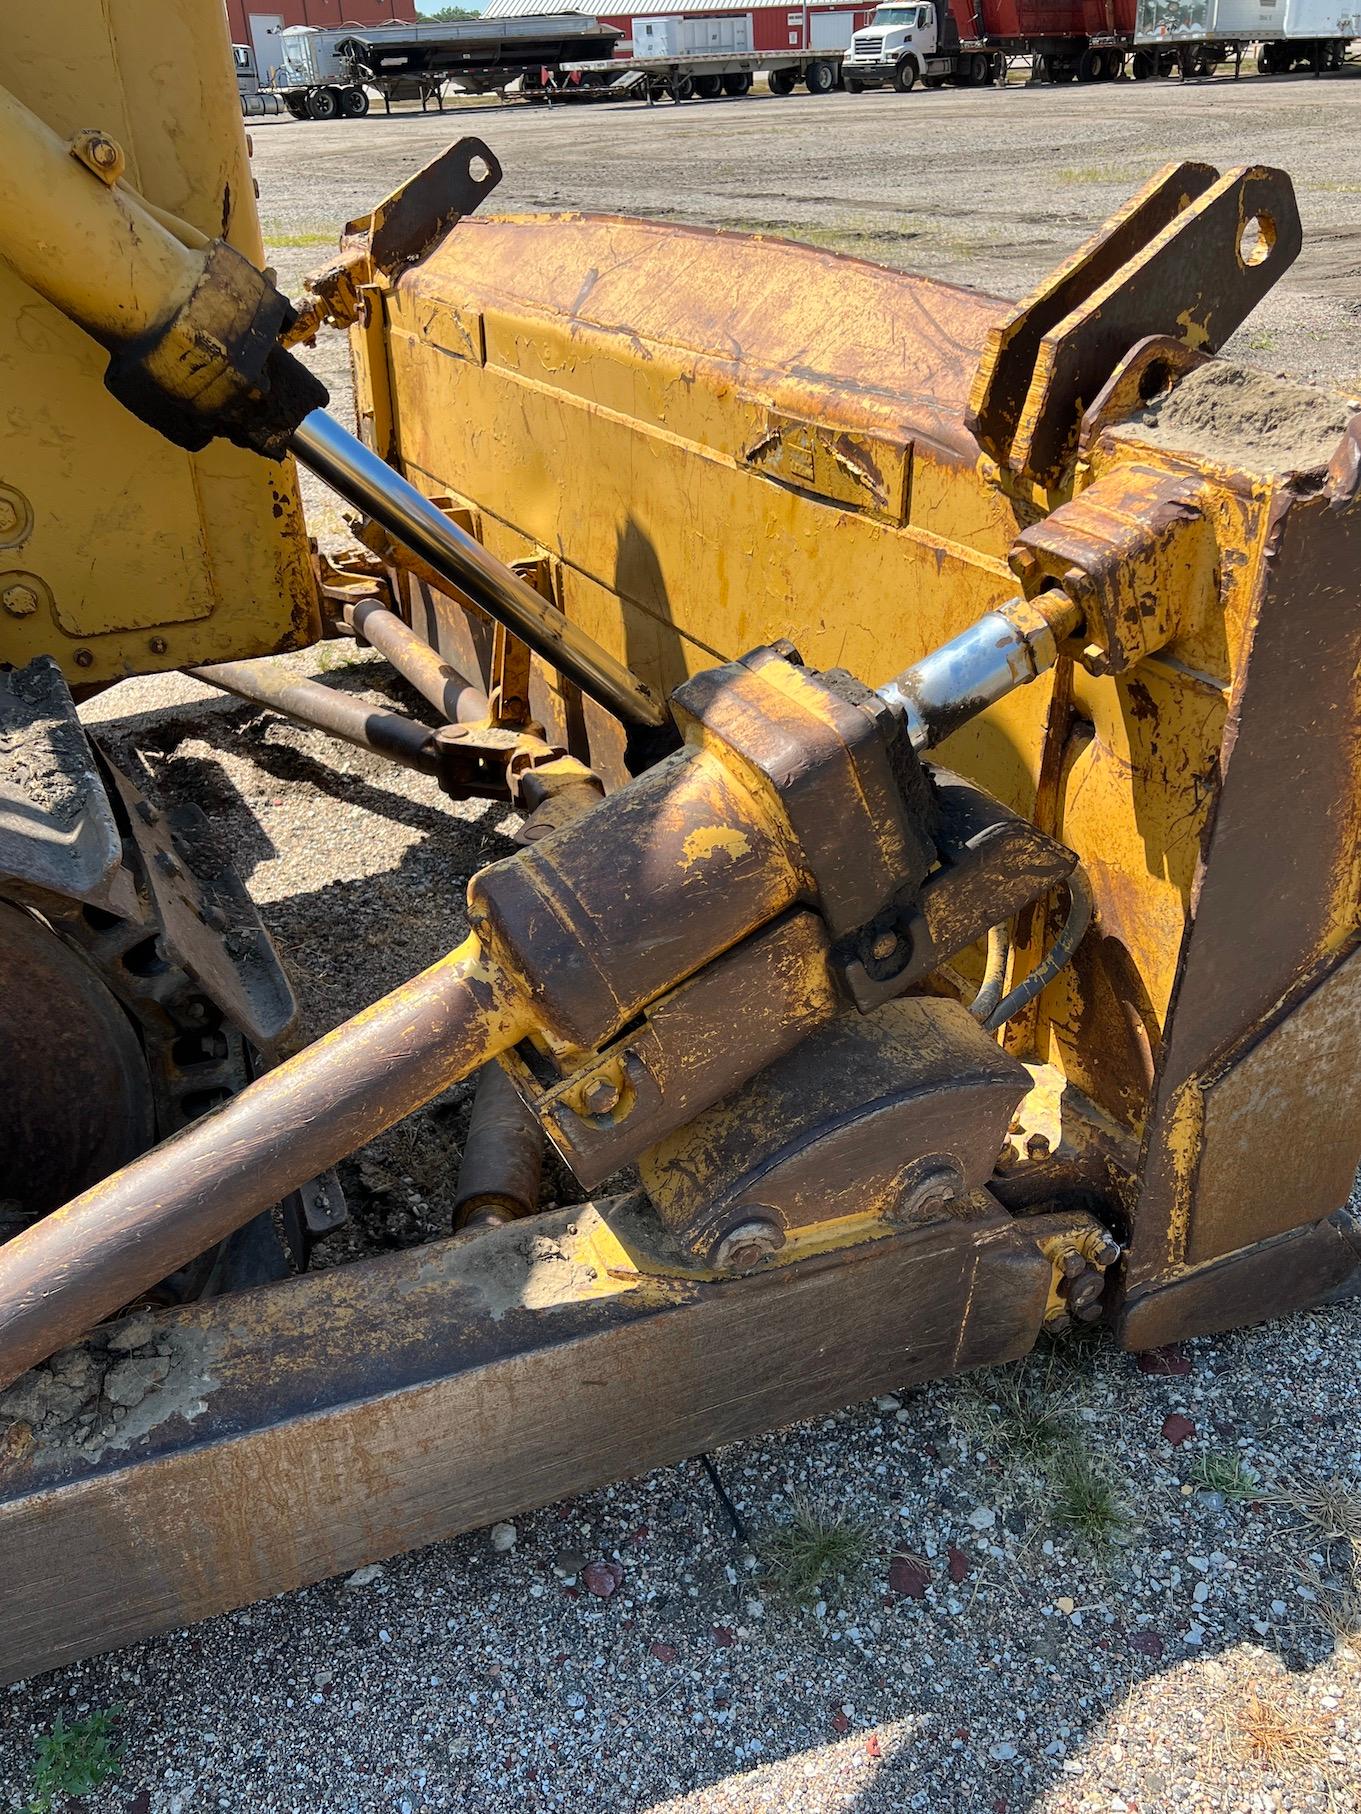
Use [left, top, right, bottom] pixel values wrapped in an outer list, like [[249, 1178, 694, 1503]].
[[3, 70, 1360, 1814]]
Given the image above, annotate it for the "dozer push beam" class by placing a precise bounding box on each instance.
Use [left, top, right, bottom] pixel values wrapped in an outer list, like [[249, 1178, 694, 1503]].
[[0, 603, 1080, 1388]]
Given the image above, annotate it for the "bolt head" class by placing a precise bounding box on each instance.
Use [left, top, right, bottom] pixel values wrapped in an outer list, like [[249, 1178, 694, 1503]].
[[0, 502, 19, 535], [90, 137, 119, 168], [1092, 1236, 1122, 1269], [73, 649, 94, 668], [870, 929, 899, 963], [896, 1163, 965, 1224], [710, 1216, 784, 1272], [1060, 1248, 1087, 1279], [2, 584, 37, 617], [1025, 1132, 1052, 1162], [582, 1076, 620, 1117]]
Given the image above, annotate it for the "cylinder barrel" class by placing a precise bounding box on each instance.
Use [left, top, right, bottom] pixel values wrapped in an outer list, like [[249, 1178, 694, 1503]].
[[0, 83, 201, 344]]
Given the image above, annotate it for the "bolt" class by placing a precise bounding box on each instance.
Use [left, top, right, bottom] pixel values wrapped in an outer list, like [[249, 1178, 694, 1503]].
[[134, 799, 159, 826], [0, 501, 19, 535], [582, 1076, 620, 1117], [148, 636, 168, 656], [994, 1142, 1018, 1173], [88, 136, 120, 170], [870, 929, 899, 963], [2, 584, 37, 617], [155, 849, 182, 880], [896, 1163, 964, 1224], [202, 904, 230, 933], [1092, 1235, 1122, 1269], [1060, 1248, 1087, 1279], [1025, 1131, 1052, 1162], [74, 649, 93, 668], [1073, 1299, 1104, 1324], [182, 998, 210, 1025], [710, 1216, 784, 1273], [1045, 1309, 1073, 1335], [1069, 1271, 1104, 1311], [1007, 1114, 1025, 1135]]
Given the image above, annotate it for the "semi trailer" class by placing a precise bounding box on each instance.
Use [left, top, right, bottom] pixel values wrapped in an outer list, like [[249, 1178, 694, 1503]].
[[273, 15, 622, 118]]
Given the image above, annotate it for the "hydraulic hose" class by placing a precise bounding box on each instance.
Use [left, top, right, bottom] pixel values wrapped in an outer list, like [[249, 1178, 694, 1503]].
[[982, 866, 1094, 1032], [968, 920, 1012, 1025]]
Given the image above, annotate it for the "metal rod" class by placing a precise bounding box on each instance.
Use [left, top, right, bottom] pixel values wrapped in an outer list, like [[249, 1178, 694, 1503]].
[[877, 592, 1084, 751], [291, 410, 667, 731], [0, 937, 528, 1390], [342, 597, 489, 725], [451, 1062, 544, 1231], [190, 657, 442, 775]]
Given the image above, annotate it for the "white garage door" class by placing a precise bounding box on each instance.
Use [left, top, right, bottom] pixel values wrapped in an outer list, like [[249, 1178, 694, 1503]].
[[810, 9, 857, 45]]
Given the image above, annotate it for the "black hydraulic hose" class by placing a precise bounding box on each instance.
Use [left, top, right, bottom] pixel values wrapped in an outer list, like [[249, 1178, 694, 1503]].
[[968, 920, 1012, 1025], [982, 866, 1093, 1033]]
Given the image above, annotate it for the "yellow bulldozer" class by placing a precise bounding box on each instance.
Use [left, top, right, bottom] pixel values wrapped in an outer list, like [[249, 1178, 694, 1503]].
[[0, 1, 1357, 1685]]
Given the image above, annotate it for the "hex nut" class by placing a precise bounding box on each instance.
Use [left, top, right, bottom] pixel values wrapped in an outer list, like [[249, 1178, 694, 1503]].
[[582, 1076, 620, 1117], [1025, 1131, 1052, 1161]]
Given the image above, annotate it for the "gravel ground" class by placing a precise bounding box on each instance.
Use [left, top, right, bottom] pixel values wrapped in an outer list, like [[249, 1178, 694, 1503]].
[[3, 71, 1361, 1814]]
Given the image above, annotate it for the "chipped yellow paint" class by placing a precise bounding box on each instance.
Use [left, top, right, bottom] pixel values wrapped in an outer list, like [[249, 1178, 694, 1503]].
[[1176, 308, 1212, 351], [680, 826, 753, 869]]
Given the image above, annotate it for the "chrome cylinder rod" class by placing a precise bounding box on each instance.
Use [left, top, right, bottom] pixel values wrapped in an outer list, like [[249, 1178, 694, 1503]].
[[877, 593, 1083, 752], [291, 410, 666, 731]]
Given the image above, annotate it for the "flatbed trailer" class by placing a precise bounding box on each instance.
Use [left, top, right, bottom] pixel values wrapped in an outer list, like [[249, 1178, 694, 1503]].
[[533, 48, 847, 100]]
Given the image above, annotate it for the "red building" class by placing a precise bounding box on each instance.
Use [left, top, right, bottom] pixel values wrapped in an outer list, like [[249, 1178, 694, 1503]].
[[483, 0, 878, 55], [226, 0, 420, 80]]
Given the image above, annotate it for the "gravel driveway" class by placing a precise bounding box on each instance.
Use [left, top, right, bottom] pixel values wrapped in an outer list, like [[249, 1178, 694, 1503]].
[[3, 68, 1360, 1814]]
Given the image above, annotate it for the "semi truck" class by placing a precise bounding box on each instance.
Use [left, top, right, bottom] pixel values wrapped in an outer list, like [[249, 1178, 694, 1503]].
[[842, 0, 1353, 84], [843, 0, 1109, 89]]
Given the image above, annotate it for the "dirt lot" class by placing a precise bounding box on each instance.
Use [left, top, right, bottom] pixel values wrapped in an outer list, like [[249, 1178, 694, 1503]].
[[3, 69, 1360, 1814]]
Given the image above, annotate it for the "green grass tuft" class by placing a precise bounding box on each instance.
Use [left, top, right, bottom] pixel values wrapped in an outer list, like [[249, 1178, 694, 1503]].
[[762, 1498, 874, 1604], [1050, 1446, 1134, 1550], [1188, 1450, 1260, 1500], [27, 1709, 123, 1813]]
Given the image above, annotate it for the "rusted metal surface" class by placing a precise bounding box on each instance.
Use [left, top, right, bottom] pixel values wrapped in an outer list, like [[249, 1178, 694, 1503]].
[[192, 657, 448, 777], [342, 596, 490, 724], [0, 657, 130, 910], [0, 1196, 1070, 1685], [0, 936, 526, 1388], [451, 1062, 543, 1230], [639, 997, 1029, 1266], [0, 899, 153, 1218], [967, 162, 1218, 470], [973, 163, 1303, 488]]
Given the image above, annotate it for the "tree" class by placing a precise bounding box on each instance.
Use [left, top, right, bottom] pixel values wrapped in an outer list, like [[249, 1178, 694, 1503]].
[[422, 5, 484, 17]]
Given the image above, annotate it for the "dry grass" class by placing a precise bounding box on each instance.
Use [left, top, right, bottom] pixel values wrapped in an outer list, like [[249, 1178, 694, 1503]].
[[1226, 1684, 1333, 1775], [1265, 1475, 1361, 1660]]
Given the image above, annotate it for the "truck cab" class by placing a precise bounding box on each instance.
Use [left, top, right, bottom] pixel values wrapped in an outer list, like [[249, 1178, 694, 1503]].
[[843, 1, 941, 87]]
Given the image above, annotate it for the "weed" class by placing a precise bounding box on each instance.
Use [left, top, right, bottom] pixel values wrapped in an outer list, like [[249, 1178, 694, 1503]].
[[1056, 166, 1122, 186], [953, 1354, 1069, 1469], [1265, 1475, 1361, 1657], [1050, 1445, 1133, 1550], [1188, 1450, 1260, 1500], [27, 1708, 123, 1813], [1223, 1683, 1332, 1777], [260, 227, 334, 249], [761, 1498, 874, 1604]]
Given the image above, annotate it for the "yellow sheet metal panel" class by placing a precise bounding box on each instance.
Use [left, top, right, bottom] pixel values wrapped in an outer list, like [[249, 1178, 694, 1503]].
[[361, 211, 1321, 1144], [0, 1, 317, 685]]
